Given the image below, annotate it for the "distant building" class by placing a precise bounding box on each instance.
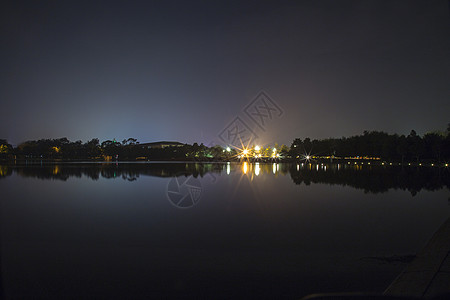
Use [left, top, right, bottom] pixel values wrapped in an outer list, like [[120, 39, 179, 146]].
[[140, 141, 184, 149]]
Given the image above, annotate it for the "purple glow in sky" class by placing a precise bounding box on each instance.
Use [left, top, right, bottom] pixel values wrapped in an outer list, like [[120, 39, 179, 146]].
[[1, 0, 449, 146]]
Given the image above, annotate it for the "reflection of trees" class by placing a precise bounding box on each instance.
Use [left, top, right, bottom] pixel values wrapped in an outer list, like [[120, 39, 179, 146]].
[[2, 163, 449, 196], [0, 165, 12, 179], [2, 163, 226, 181], [289, 164, 450, 195]]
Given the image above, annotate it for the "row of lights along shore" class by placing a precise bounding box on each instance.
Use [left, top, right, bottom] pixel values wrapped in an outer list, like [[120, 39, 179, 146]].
[[226, 145, 448, 168]]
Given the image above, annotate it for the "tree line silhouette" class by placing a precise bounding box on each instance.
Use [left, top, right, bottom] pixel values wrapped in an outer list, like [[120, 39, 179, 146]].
[[1, 125, 449, 162], [290, 127, 450, 163], [0, 138, 229, 161]]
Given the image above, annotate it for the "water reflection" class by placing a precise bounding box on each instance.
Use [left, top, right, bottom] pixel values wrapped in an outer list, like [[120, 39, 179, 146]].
[[255, 162, 260, 176], [1, 162, 449, 195], [1, 161, 449, 299]]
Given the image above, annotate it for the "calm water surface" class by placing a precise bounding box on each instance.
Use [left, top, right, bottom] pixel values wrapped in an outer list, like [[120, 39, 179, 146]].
[[0, 162, 449, 299]]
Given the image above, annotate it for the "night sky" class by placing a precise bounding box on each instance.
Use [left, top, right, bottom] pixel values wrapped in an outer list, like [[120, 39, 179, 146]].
[[1, 0, 449, 146]]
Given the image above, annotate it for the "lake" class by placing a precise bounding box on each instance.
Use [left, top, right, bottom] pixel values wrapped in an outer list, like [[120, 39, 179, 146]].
[[0, 162, 449, 299]]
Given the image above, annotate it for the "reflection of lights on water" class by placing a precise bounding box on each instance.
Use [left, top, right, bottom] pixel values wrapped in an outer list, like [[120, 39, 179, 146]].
[[316, 164, 319, 171], [255, 163, 260, 176], [337, 164, 340, 170], [297, 164, 299, 171], [226, 162, 230, 175], [324, 165, 327, 171], [52, 165, 60, 175], [272, 163, 276, 174], [243, 162, 248, 174], [301, 163, 304, 167]]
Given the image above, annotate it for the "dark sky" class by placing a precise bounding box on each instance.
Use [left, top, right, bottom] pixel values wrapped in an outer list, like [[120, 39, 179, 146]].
[[1, 0, 449, 146]]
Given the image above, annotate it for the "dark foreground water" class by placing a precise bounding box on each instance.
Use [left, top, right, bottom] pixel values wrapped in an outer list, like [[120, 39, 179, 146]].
[[0, 162, 449, 299]]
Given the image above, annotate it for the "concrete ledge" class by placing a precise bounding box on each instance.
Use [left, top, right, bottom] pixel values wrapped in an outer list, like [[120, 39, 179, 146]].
[[384, 217, 450, 298]]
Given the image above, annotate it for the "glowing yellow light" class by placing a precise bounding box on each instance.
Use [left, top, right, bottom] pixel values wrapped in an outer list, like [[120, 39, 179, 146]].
[[243, 162, 248, 174], [0, 145, 8, 154], [242, 149, 249, 156], [445, 164, 448, 167], [52, 146, 60, 153], [306, 155, 310, 160], [273, 148, 276, 152], [419, 163, 422, 166], [431, 163, 434, 166], [255, 145, 260, 151]]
